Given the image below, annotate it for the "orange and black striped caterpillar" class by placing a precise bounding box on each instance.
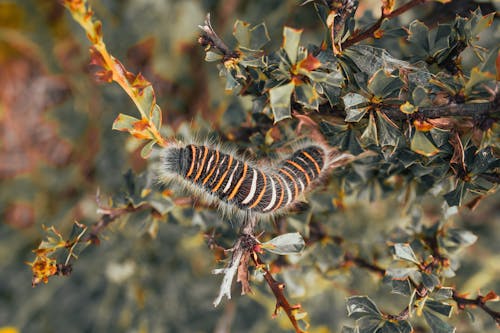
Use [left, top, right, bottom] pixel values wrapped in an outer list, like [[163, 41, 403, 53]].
[[159, 142, 347, 219]]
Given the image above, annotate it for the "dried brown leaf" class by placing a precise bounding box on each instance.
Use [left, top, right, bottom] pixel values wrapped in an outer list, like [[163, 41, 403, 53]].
[[237, 251, 252, 295]]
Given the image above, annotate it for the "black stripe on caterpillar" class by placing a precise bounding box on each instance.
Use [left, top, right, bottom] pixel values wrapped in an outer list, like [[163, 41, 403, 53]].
[[159, 142, 349, 219]]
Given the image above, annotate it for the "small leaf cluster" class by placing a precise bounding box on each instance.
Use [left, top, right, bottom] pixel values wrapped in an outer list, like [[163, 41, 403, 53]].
[[341, 217, 499, 333]]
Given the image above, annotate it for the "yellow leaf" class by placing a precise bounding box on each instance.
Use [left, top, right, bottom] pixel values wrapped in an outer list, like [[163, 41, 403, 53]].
[[411, 130, 439, 157], [400, 101, 417, 114]]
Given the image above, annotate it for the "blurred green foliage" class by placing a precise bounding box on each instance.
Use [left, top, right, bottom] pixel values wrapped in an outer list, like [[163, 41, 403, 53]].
[[0, 0, 499, 332]]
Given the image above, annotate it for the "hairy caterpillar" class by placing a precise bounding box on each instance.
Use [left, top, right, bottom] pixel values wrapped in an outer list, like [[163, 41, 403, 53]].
[[159, 141, 349, 219]]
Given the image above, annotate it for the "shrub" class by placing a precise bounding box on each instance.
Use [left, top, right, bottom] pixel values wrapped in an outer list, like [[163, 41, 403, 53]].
[[25, 0, 499, 332]]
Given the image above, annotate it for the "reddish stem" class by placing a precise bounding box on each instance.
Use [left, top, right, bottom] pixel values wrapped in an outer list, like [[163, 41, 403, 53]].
[[342, 0, 428, 49], [452, 290, 500, 326], [251, 252, 305, 333]]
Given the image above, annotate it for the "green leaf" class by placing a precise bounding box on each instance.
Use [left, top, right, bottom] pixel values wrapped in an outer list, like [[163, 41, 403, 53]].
[[148, 195, 174, 216], [269, 81, 295, 123], [342, 45, 415, 78], [426, 300, 453, 317], [377, 113, 401, 147], [433, 288, 453, 301], [446, 229, 478, 247], [283, 26, 303, 64], [432, 24, 451, 55], [411, 130, 439, 157], [423, 309, 456, 333], [360, 112, 379, 146], [378, 320, 413, 333], [392, 320, 413, 333], [391, 278, 412, 296], [150, 105, 162, 130], [429, 128, 449, 147], [386, 267, 419, 279], [357, 317, 383, 332], [343, 92, 370, 108], [136, 85, 155, 118], [407, 20, 430, 56], [464, 67, 496, 97], [341, 326, 358, 333], [367, 69, 403, 98], [322, 84, 342, 106], [343, 93, 371, 122], [345, 108, 370, 122], [444, 181, 465, 207], [393, 243, 419, 264], [307, 70, 344, 87], [233, 20, 270, 51], [249, 22, 270, 50], [479, 46, 500, 76], [346, 296, 382, 320], [295, 83, 320, 110], [470, 147, 497, 175], [239, 51, 266, 67], [261, 232, 305, 255], [205, 51, 223, 62], [140, 140, 155, 159], [233, 20, 251, 48], [224, 70, 240, 91], [112, 113, 141, 132], [411, 86, 432, 107], [422, 272, 440, 291], [319, 120, 362, 154], [469, 9, 494, 37], [343, 129, 364, 155], [400, 101, 417, 115]]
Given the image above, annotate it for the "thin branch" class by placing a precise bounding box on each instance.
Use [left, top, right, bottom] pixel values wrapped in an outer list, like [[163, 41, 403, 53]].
[[343, 252, 386, 277], [382, 100, 500, 121], [251, 252, 306, 333], [342, 0, 428, 49], [319, 99, 500, 121], [420, 233, 500, 325], [452, 290, 500, 326], [83, 203, 154, 244], [198, 14, 240, 61]]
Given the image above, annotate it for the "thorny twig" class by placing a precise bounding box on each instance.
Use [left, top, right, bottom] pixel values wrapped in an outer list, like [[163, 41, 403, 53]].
[[251, 252, 306, 333], [212, 214, 306, 333], [342, 0, 429, 49]]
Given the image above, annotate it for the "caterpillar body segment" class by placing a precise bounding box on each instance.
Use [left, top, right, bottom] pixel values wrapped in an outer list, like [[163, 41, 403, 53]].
[[160, 142, 341, 219]]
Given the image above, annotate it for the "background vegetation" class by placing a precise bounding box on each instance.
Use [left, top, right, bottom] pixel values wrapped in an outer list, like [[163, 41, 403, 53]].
[[0, 0, 498, 332]]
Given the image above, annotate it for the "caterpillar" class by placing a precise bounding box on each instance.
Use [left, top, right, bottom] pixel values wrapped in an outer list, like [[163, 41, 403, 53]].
[[159, 141, 350, 220]]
